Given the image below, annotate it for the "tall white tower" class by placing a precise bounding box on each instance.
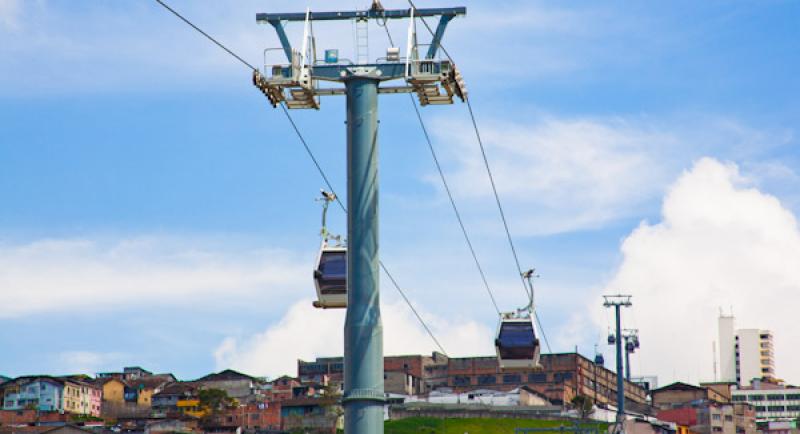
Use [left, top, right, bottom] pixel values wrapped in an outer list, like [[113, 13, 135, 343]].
[[718, 313, 736, 383]]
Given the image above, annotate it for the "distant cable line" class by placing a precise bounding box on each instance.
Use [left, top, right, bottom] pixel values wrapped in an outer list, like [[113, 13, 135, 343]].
[[152, 0, 449, 357]]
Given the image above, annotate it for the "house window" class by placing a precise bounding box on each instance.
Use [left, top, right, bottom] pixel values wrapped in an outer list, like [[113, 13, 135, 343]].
[[767, 406, 785, 412], [528, 373, 547, 383], [453, 376, 470, 386], [749, 395, 765, 401], [732, 396, 747, 402], [725, 415, 733, 422], [503, 374, 521, 384], [767, 395, 785, 401], [477, 375, 496, 386], [712, 414, 721, 421]]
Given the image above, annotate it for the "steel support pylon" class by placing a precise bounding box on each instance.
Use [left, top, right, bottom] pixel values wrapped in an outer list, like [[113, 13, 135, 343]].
[[343, 77, 384, 434], [614, 304, 624, 421]]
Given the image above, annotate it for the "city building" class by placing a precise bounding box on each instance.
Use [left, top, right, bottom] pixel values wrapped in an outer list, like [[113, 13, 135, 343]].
[[97, 367, 154, 382], [298, 352, 648, 407], [260, 376, 300, 402], [652, 382, 756, 434], [194, 370, 263, 403], [718, 314, 776, 386], [151, 382, 198, 415], [731, 380, 800, 423], [719, 314, 736, 383], [2, 377, 65, 412], [1, 377, 101, 417], [97, 378, 126, 404], [124, 376, 172, 407], [736, 330, 776, 386]]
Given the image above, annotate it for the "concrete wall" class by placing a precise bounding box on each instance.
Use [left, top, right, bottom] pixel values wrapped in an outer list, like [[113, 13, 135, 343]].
[[388, 403, 563, 421]]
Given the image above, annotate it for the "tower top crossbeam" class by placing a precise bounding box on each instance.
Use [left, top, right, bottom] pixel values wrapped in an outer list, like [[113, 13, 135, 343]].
[[253, 5, 467, 109], [603, 294, 632, 307], [257, 7, 466, 23]]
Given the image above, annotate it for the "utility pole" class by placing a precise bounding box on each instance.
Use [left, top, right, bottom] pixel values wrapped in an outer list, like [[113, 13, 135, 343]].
[[603, 295, 632, 432], [254, 6, 466, 434]]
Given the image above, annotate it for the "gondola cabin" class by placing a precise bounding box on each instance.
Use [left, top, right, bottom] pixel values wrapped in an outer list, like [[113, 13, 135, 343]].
[[313, 244, 347, 309], [495, 314, 541, 370]]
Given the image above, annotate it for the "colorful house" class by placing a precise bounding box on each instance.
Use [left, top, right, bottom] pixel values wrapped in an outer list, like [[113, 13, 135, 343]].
[[124, 376, 171, 407], [98, 378, 126, 404], [2, 377, 65, 412], [152, 382, 197, 413], [176, 397, 209, 419]]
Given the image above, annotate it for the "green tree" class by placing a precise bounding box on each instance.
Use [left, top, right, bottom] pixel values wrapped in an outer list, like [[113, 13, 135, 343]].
[[197, 388, 238, 414], [571, 395, 595, 421]]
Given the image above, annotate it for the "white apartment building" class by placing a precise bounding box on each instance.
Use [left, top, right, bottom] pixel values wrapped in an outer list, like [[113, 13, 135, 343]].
[[718, 315, 776, 386], [732, 386, 800, 422], [736, 329, 775, 386]]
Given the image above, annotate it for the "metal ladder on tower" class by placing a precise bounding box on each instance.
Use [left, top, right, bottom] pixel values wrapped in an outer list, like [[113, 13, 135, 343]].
[[355, 18, 369, 64]]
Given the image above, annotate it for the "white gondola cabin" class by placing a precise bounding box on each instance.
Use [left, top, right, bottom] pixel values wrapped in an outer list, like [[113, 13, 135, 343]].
[[312, 190, 347, 309], [313, 242, 347, 308], [495, 313, 541, 370]]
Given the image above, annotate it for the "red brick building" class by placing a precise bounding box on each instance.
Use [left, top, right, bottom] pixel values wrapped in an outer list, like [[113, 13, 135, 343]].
[[298, 352, 647, 406], [213, 402, 281, 431], [0, 410, 68, 426]]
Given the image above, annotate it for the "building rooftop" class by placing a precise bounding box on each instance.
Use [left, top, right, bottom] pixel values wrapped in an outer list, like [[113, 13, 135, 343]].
[[195, 369, 256, 382]]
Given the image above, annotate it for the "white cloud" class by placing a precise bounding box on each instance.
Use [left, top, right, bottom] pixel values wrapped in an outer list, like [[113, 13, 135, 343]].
[[0, 236, 307, 318], [0, 0, 20, 31], [429, 113, 792, 235], [58, 351, 126, 375], [431, 115, 675, 234], [597, 157, 800, 385], [214, 298, 494, 377]]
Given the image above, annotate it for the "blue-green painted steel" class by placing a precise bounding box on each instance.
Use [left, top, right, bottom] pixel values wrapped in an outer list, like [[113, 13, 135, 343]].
[[268, 21, 293, 62], [343, 77, 384, 434], [625, 343, 631, 382], [615, 304, 625, 423], [425, 15, 455, 59], [257, 7, 465, 23]]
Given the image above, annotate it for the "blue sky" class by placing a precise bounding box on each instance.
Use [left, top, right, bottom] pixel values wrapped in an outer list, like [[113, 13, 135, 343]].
[[1, 0, 799, 385]]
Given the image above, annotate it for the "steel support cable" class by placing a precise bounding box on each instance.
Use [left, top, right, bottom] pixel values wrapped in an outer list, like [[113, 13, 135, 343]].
[[152, 0, 448, 357], [378, 4, 502, 320], [282, 103, 448, 357], [406, 0, 553, 353], [409, 94, 500, 316], [154, 0, 258, 72]]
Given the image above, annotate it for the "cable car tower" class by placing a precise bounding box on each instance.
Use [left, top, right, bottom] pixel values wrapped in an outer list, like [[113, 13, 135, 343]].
[[253, 4, 466, 434]]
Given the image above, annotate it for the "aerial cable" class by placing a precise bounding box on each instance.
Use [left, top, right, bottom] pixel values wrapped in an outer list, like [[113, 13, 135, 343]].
[[153, 0, 258, 72], [409, 95, 500, 315], [406, 0, 552, 353], [152, 0, 448, 357], [376, 5, 501, 317]]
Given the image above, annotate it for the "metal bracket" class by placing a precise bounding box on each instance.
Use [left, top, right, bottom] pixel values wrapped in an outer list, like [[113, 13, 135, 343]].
[[426, 15, 455, 59]]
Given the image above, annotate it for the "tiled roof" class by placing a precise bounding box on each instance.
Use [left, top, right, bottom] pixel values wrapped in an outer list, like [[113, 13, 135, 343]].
[[196, 369, 255, 382], [153, 381, 198, 397]]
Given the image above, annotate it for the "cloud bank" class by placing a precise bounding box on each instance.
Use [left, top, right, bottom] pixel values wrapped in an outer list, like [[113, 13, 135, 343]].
[[214, 299, 494, 377], [0, 237, 306, 318], [599, 158, 800, 385]]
